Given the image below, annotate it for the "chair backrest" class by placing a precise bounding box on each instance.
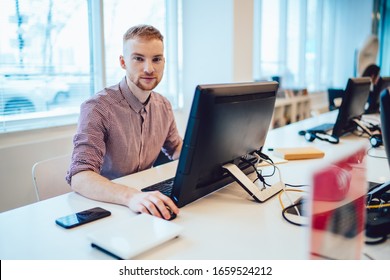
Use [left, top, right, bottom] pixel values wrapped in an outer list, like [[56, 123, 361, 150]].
[[32, 154, 72, 201], [327, 88, 344, 111], [153, 150, 172, 167]]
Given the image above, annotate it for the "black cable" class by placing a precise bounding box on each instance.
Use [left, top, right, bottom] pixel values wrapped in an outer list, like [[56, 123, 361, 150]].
[[361, 120, 381, 132], [299, 130, 340, 144], [256, 152, 306, 187], [281, 201, 306, 227], [261, 165, 276, 178], [312, 132, 340, 144], [365, 235, 388, 245], [285, 183, 309, 188], [254, 153, 309, 226], [240, 157, 271, 187], [256, 151, 275, 165], [366, 147, 388, 159], [255, 151, 276, 178]]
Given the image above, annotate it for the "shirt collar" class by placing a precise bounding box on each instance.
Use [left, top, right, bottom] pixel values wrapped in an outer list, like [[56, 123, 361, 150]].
[[119, 77, 151, 114]]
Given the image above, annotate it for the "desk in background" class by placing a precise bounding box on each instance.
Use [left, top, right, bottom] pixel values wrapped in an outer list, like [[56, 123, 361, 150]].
[[0, 111, 389, 260]]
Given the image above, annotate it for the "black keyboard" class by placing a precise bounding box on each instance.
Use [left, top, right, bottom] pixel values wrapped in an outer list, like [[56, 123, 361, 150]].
[[141, 178, 175, 196], [307, 123, 334, 133]]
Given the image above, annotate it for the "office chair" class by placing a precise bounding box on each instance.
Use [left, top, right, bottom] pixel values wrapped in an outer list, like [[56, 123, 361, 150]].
[[153, 150, 172, 167], [32, 154, 72, 201]]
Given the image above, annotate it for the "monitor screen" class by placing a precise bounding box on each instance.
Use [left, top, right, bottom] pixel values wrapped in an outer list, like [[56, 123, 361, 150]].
[[366, 76, 390, 114], [171, 81, 278, 207], [332, 77, 371, 139], [380, 88, 390, 169]]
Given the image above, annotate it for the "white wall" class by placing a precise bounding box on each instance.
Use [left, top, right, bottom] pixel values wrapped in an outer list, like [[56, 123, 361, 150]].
[[180, 0, 254, 112], [181, 0, 234, 112]]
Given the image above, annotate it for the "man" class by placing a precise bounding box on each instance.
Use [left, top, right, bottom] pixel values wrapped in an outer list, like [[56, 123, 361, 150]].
[[362, 64, 380, 90], [66, 25, 182, 220], [362, 64, 381, 114]]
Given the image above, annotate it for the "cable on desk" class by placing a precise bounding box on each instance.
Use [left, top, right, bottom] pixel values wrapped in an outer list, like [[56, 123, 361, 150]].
[[362, 252, 375, 260], [257, 154, 307, 220], [278, 189, 308, 227], [366, 203, 390, 209], [254, 151, 277, 179], [366, 146, 388, 160], [255, 153, 285, 190], [365, 191, 390, 245], [261, 165, 276, 178], [278, 188, 305, 210], [250, 152, 310, 226], [240, 156, 272, 188], [353, 119, 381, 137], [285, 183, 309, 188], [281, 200, 307, 227], [365, 235, 388, 245]]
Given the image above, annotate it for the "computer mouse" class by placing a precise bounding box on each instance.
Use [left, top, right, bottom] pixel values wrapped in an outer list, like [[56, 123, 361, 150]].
[[165, 205, 177, 221]]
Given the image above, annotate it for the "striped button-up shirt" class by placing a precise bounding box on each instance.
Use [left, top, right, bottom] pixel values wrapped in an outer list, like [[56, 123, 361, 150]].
[[66, 77, 181, 183]]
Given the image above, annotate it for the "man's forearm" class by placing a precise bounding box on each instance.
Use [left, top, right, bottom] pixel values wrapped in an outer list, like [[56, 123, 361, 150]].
[[70, 170, 138, 207]]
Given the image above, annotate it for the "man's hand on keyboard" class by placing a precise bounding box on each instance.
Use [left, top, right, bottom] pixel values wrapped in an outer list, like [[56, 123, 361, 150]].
[[127, 191, 179, 220]]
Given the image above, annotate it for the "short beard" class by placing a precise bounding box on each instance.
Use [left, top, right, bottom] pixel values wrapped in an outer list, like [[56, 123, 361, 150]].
[[135, 80, 158, 91]]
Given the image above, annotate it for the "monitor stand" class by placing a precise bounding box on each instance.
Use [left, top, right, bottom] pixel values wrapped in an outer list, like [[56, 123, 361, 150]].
[[367, 180, 390, 203], [222, 163, 284, 202], [352, 118, 377, 136]]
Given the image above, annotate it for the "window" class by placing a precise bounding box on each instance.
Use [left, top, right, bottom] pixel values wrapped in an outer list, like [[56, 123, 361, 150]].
[[0, 0, 91, 132], [377, 0, 390, 75], [0, 0, 180, 133], [253, 0, 374, 92]]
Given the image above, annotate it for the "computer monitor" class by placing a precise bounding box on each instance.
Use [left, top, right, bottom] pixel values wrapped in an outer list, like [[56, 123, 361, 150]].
[[365, 88, 390, 240], [331, 77, 371, 139], [380, 88, 390, 168], [365, 76, 390, 114], [171, 81, 278, 207]]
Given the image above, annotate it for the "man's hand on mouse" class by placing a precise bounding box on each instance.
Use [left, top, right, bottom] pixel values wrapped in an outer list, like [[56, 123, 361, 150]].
[[127, 190, 179, 220]]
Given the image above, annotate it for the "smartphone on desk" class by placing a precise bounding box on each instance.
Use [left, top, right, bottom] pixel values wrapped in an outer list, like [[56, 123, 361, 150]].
[[55, 207, 111, 229]]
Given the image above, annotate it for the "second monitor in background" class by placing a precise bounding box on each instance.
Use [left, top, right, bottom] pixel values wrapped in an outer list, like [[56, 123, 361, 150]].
[[332, 77, 371, 138], [303, 77, 371, 143], [365, 76, 390, 114]]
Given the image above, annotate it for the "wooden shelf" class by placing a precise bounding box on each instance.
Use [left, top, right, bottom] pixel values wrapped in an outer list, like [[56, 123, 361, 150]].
[[271, 93, 311, 129]]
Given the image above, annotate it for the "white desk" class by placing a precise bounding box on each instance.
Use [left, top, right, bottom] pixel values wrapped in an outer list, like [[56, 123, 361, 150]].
[[1, 111, 389, 260]]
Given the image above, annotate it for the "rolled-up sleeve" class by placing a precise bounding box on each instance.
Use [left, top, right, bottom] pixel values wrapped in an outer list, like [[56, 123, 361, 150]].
[[66, 99, 108, 184]]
